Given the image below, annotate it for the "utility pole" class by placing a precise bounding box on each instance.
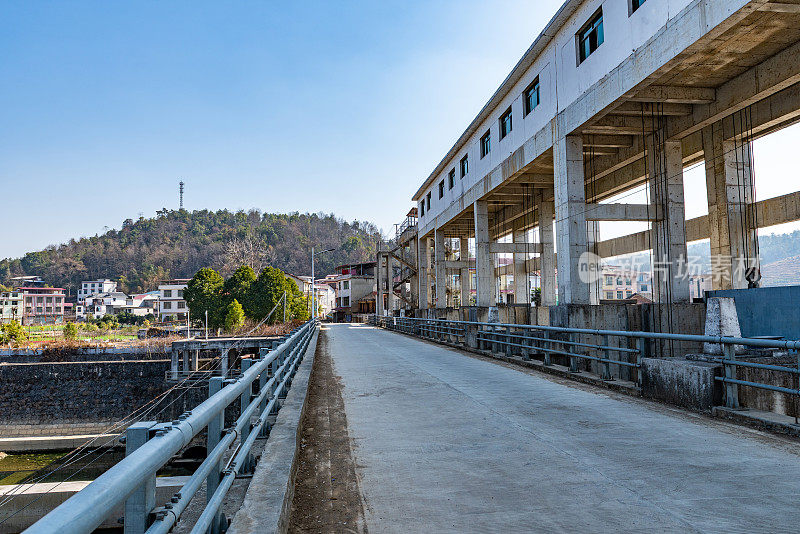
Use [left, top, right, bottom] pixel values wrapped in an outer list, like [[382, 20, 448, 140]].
[[283, 291, 287, 323], [205, 310, 208, 340], [179, 181, 185, 210]]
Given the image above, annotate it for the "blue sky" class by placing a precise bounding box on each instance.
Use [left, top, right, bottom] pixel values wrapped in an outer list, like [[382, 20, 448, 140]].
[[1, 1, 797, 259]]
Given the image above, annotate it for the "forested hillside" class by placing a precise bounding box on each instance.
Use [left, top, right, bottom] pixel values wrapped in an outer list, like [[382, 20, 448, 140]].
[[0, 209, 384, 295]]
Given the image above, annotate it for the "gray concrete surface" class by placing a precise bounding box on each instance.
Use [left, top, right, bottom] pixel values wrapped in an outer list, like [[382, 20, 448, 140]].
[[330, 323, 800, 533]]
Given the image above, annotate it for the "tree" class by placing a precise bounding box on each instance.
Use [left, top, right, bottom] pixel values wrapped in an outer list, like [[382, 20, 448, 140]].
[[224, 265, 256, 316], [225, 299, 245, 332], [184, 268, 225, 329], [249, 267, 288, 323], [63, 322, 78, 340], [0, 321, 28, 346]]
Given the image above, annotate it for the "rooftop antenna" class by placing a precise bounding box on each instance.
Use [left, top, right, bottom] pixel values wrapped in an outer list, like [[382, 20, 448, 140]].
[[179, 181, 185, 210]]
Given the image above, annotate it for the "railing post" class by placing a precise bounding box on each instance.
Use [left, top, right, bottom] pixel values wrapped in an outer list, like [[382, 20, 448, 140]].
[[220, 348, 229, 378], [569, 333, 579, 373], [124, 421, 157, 534], [170, 349, 179, 381], [239, 358, 254, 474], [207, 376, 225, 534], [636, 337, 645, 386], [601, 334, 612, 380], [723, 343, 740, 409], [522, 329, 530, 361], [505, 326, 513, 358], [543, 331, 551, 366]]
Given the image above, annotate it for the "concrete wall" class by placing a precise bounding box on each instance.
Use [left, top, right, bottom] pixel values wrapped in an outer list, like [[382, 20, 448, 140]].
[[0, 360, 205, 425], [707, 286, 800, 340]]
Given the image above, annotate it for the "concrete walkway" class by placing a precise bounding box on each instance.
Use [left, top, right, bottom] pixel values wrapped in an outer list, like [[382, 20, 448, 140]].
[[328, 323, 800, 533]]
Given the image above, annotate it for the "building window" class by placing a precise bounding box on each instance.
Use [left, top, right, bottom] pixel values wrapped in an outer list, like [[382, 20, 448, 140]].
[[641, 284, 648, 292], [177, 301, 186, 309], [605, 275, 614, 285], [616, 291, 623, 299], [460, 155, 469, 177], [163, 289, 172, 298], [524, 79, 540, 116], [605, 291, 614, 300], [177, 290, 183, 298], [163, 302, 172, 310], [426, 192, 431, 210], [420, 201, 425, 217], [439, 180, 445, 199], [499, 108, 512, 140], [626, 291, 633, 298], [480, 130, 491, 159], [448, 168, 455, 189], [578, 8, 604, 63], [630, 0, 646, 14]]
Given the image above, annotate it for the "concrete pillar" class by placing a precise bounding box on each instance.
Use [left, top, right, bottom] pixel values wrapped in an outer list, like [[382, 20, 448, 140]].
[[418, 236, 430, 309], [375, 252, 384, 316], [649, 139, 691, 302], [409, 236, 419, 309], [538, 191, 557, 306], [386, 253, 396, 314], [434, 228, 446, 309], [702, 124, 759, 290], [554, 135, 591, 304], [587, 220, 601, 304], [513, 221, 529, 304], [460, 236, 470, 307], [473, 200, 494, 307]]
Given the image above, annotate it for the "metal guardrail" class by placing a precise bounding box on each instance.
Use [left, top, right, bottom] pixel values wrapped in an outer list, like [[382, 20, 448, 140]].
[[25, 319, 317, 534], [371, 315, 800, 409]]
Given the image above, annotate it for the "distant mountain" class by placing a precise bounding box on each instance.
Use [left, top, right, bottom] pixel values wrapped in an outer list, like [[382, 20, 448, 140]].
[[761, 254, 800, 287], [0, 209, 385, 295]]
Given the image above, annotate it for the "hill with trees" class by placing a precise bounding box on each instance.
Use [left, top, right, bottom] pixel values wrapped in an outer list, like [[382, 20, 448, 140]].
[[0, 209, 384, 295]]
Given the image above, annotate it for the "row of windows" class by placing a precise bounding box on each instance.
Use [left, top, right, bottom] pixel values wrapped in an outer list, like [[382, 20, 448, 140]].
[[421, 1, 648, 218]]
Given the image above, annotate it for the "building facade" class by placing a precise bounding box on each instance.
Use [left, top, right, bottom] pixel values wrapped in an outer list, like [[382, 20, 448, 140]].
[[78, 279, 118, 302], [0, 291, 24, 323], [20, 287, 66, 325], [158, 280, 190, 323]]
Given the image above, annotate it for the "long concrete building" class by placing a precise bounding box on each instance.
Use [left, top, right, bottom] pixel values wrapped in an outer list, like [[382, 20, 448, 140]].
[[378, 0, 800, 331]]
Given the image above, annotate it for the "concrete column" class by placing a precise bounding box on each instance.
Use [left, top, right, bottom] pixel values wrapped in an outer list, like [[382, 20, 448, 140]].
[[375, 252, 384, 316], [434, 228, 446, 309], [649, 139, 690, 302], [512, 221, 529, 304], [460, 236, 470, 307], [418, 236, 430, 309], [386, 253, 396, 313], [554, 135, 591, 304], [473, 200, 494, 307], [702, 125, 759, 290], [538, 191, 557, 306], [409, 236, 419, 309], [587, 220, 601, 304]]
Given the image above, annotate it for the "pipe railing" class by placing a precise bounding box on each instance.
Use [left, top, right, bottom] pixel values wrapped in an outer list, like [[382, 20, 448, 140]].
[[372, 315, 800, 409], [25, 319, 317, 534]]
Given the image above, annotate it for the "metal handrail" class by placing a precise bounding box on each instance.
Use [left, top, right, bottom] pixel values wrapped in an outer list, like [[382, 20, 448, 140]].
[[25, 320, 317, 534]]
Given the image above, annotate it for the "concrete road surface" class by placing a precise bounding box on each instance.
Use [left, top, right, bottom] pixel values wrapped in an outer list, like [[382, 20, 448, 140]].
[[325, 323, 800, 533]]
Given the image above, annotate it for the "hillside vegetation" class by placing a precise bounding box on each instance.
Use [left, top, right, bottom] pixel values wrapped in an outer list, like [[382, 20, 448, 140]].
[[0, 209, 384, 294]]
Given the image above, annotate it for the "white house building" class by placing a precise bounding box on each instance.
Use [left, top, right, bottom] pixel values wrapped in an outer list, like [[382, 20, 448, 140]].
[[78, 279, 117, 302], [158, 279, 190, 323]]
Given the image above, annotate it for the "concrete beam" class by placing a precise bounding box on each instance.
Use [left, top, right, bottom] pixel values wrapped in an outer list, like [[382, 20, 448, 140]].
[[758, 2, 800, 13], [488, 242, 543, 254], [611, 102, 692, 117], [627, 85, 716, 104], [443, 260, 473, 269], [585, 203, 656, 222], [582, 135, 633, 148], [595, 191, 800, 259]]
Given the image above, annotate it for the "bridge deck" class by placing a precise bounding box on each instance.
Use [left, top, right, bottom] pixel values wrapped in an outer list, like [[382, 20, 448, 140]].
[[322, 323, 800, 533]]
